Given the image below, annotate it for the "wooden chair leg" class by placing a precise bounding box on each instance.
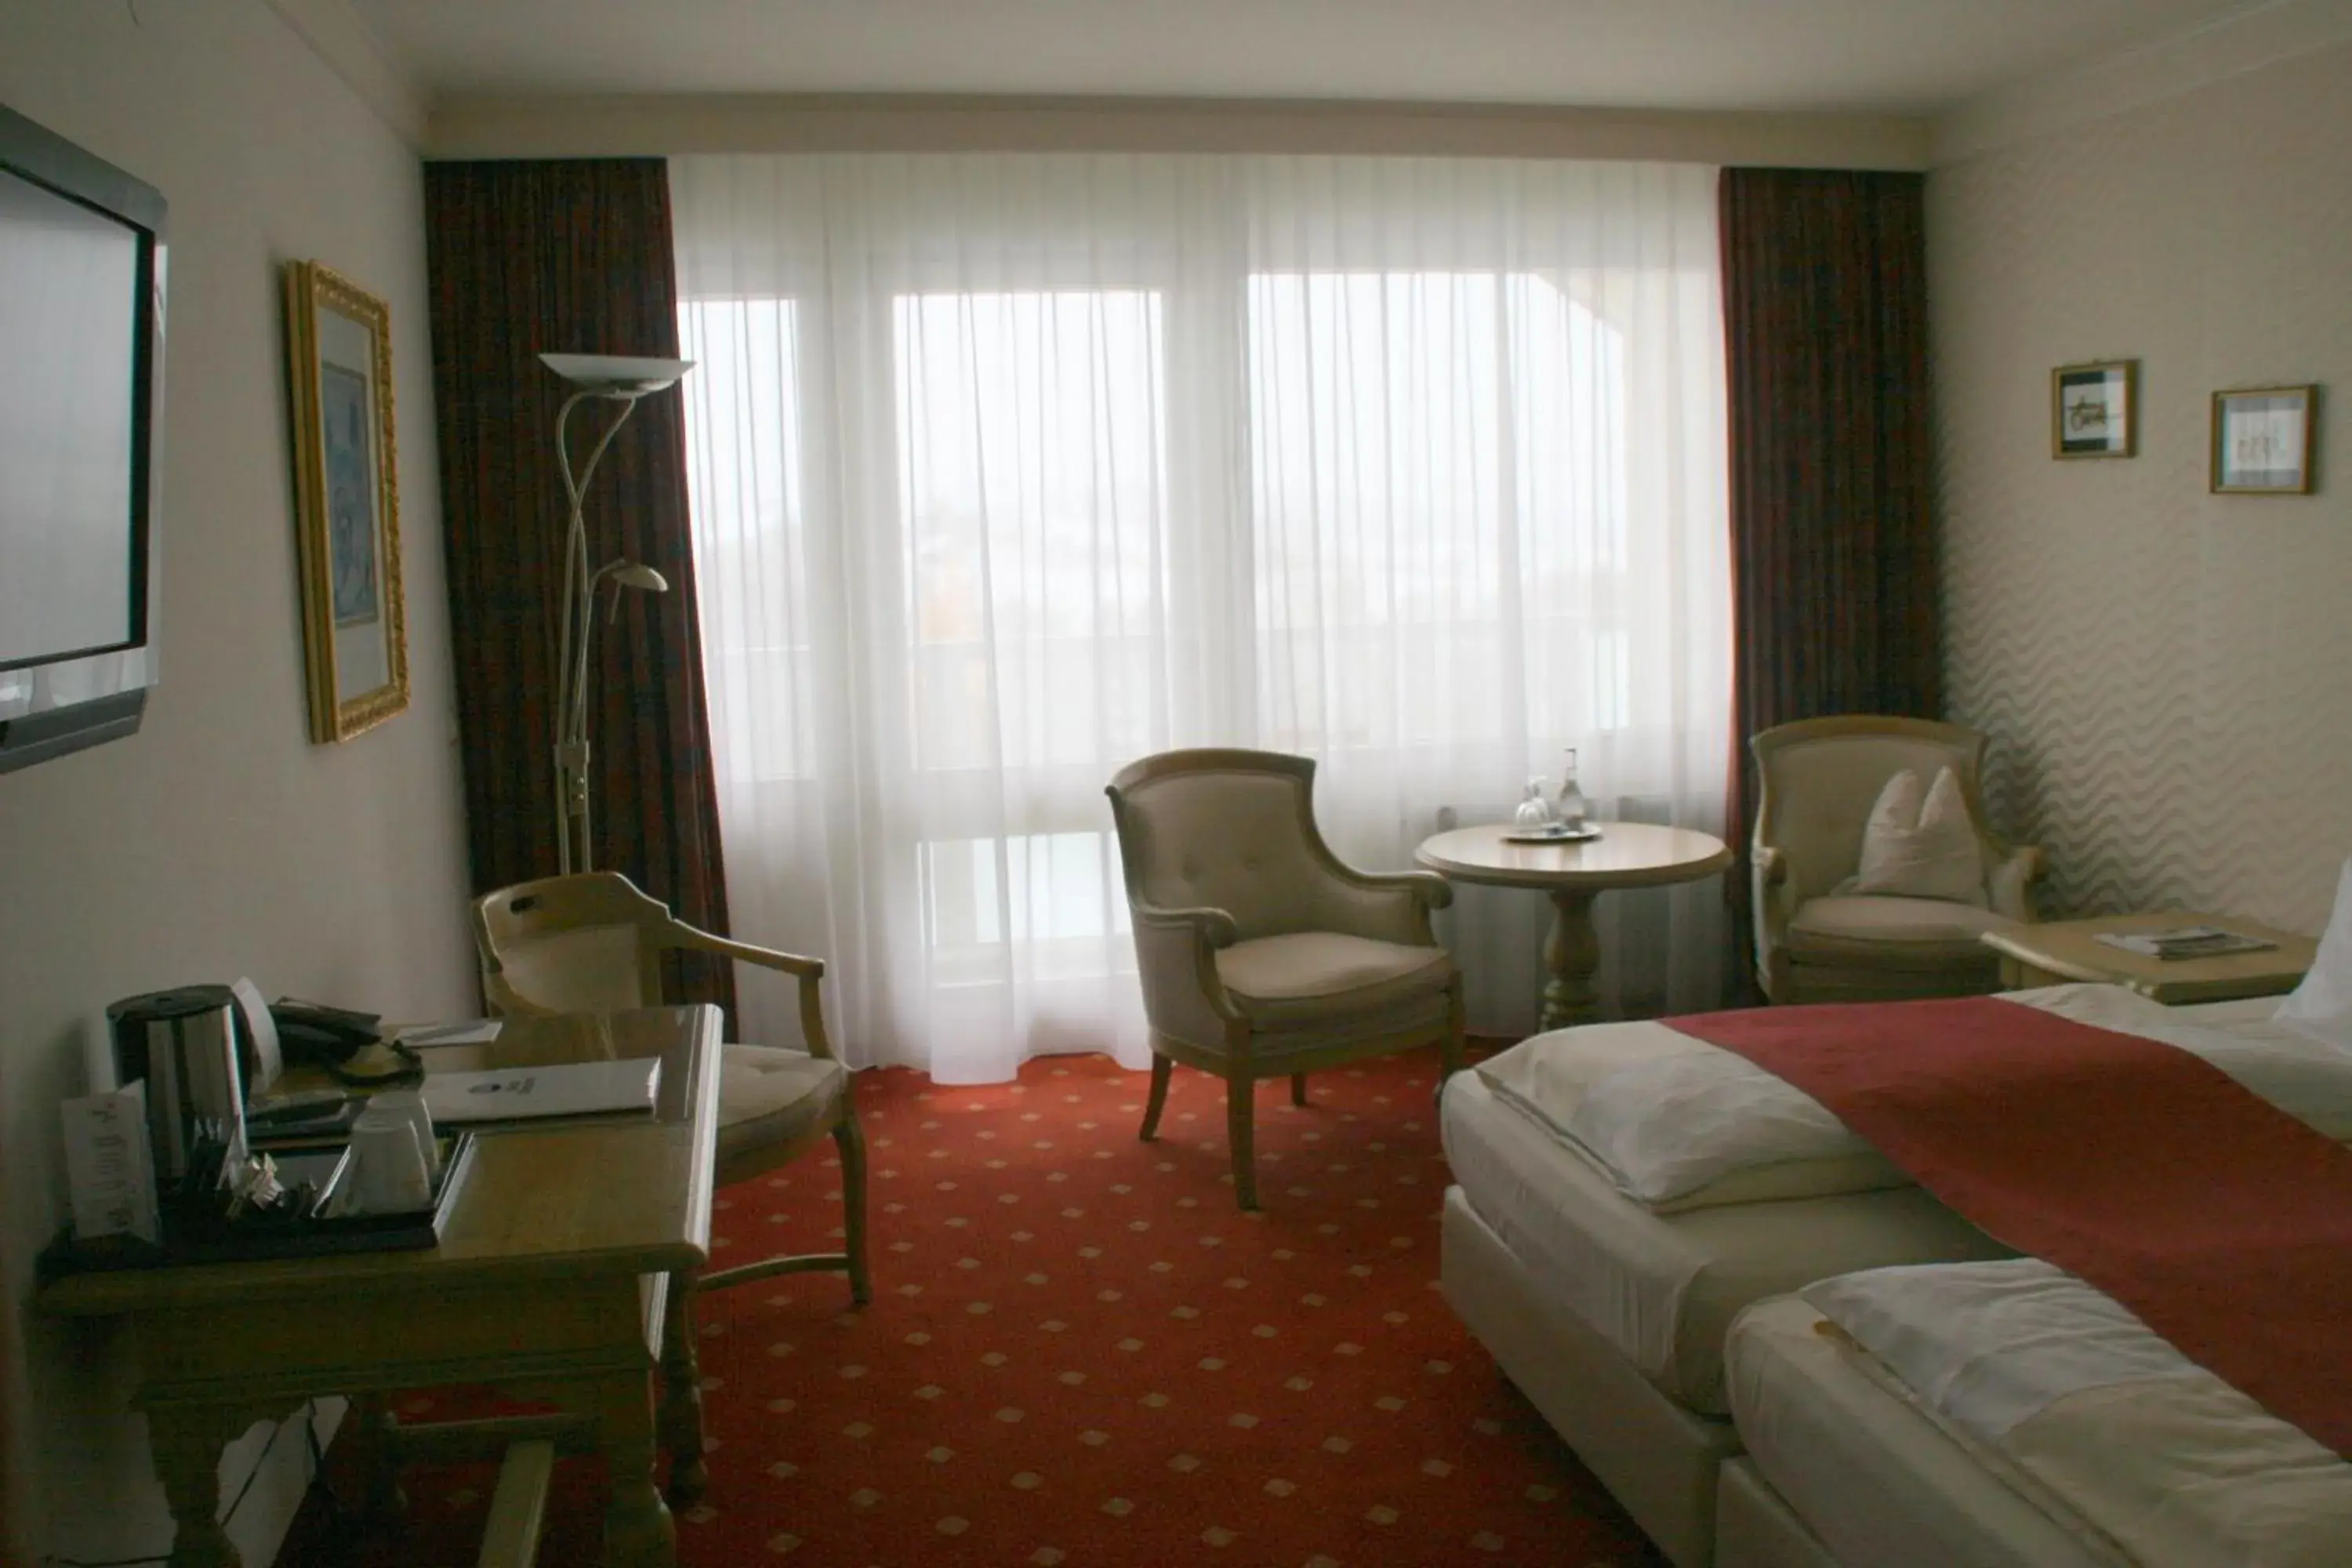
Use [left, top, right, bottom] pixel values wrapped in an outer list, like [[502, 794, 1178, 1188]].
[[350, 1390, 408, 1529], [658, 1272, 708, 1506], [1440, 982, 1468, 1079], [1139, 1051, 1173, 1142], [476, 1439, 554, 1568], [1290, 1073, 1308, 1107], [1226, 1074, 1259, 1211], [833, 1112, 872, 1305]]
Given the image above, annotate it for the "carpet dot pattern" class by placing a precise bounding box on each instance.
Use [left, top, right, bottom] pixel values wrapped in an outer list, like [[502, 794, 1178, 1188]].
[[281, 1047, 1664, 1566]]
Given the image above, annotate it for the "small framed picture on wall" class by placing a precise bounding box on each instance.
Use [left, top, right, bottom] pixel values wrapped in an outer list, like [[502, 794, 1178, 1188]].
[[2051, 360, 2136, 459], [2211, 385, 2317, 495]]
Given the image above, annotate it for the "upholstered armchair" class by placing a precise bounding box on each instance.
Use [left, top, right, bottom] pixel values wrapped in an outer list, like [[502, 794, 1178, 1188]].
[[1751, 715, 2045, 1004], [1105, 749, 1465, 1210], [470, 872, 869, 1302]]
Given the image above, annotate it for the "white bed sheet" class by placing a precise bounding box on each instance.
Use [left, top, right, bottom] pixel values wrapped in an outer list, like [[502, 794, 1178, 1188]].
[[1726, 1294, 2115, 1567], [1439, 1068, 2009, 1414], [1801, 1261, 2352, 1567]]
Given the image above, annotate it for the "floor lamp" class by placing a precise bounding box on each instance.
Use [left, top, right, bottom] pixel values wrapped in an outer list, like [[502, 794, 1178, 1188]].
[[540, 352, 695, 877]]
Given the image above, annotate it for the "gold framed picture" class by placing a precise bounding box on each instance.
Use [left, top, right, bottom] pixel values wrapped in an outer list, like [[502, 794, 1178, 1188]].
[[2211, 385, 2317, 495], [283, 260, 408, 742], [2052, 360, 2136, 459]]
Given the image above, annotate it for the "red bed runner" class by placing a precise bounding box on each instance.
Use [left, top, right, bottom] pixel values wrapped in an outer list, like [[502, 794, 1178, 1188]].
[[1671, 996, 2352, 1457]]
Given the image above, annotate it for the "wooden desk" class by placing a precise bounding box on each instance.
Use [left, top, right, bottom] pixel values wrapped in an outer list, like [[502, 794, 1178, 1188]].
[[1415, 822, 1734, 1029], [38, 1005, 722, 1568], [1981, 913, 2316, 1005]]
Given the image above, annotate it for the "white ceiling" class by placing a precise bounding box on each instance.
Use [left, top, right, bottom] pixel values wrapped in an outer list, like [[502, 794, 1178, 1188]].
[[350, 0, 2265, 116]]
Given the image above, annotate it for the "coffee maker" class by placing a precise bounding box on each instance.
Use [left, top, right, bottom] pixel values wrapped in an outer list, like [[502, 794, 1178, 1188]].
[[107, 985, 245, 1186]]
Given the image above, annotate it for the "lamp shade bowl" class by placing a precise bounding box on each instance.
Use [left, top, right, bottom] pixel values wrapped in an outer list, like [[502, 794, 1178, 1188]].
[[539, 353, 695, 396], [608, 563, 670, 593]]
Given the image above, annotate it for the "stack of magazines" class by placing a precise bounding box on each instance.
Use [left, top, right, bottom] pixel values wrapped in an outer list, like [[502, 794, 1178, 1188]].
[[2093, 924, 2275, 960]]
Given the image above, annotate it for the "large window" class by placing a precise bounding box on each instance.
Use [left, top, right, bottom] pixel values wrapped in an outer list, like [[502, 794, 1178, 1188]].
[[675, 153, 1730, 1077], [679, 298, 811, 784], [1248, 270, 1635, 753], [896, 289, 1170, 776]]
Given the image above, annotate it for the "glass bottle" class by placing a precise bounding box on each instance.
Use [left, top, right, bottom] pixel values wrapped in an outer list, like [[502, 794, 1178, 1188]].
[[1552, 748, 1588, 831], [1513, 778, 1556, 830]]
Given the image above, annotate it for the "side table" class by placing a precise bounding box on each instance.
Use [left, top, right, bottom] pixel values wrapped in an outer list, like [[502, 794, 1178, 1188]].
[[1980, 912, 2316, 1005], [1414, 822, 1733, 1030]]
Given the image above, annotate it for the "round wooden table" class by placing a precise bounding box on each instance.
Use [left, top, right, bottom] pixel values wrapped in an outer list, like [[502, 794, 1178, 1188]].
[[1414, 822, 1734, 1032]]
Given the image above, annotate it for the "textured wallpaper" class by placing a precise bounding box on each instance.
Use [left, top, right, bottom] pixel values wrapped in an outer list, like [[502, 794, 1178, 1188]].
[[1929, 40, 2352, 936]]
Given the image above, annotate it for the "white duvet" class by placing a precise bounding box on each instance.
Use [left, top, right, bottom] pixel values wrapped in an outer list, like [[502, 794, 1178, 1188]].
[[1475, 984, 2352, 1212], [1795, 1259, 2352, 1567]]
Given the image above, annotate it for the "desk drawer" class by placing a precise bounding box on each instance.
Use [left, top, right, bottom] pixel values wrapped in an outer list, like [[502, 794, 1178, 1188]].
[[132, 1275, 659, 1404]]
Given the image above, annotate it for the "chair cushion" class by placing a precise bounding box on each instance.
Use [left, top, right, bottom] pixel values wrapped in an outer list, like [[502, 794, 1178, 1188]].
[[1214, 932, 1454, 1026], [1787, 895, 2015, 971], [1249, 991, 1455, 1064], [716, 1043, 848, 1179]]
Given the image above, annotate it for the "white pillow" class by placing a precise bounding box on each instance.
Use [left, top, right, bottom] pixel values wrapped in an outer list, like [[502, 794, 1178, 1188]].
[[2275, 857, 2352, 1048], [1848, 766, 1987, 906]]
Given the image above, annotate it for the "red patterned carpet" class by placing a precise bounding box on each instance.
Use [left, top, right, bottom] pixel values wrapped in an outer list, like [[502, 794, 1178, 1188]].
[[282, 1046, 1664, 1566]]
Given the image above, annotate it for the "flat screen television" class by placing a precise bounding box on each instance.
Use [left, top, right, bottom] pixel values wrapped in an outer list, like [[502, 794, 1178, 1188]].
[[0, 101, 166, 774]]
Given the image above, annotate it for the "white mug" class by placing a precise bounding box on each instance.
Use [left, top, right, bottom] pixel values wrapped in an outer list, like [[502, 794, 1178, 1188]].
[[345, 1111, 433, 1214]]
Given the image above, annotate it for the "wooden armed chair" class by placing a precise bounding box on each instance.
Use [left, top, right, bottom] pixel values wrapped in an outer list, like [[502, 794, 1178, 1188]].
[[470, 872, 869, 1302], [1105, 749, 1465, 1210]]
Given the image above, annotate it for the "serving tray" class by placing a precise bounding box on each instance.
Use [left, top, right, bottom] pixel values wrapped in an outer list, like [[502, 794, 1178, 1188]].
[[39, 1132, 479, 1276], [1502, 823, 1603, 844]]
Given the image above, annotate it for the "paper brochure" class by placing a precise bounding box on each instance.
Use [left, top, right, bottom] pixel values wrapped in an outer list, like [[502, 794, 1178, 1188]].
[[420, 1056, 661, 1125]]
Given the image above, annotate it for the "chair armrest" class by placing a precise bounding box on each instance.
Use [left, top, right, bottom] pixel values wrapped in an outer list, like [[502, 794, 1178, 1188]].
[[1129, 901, 1245, 1046], [1987, 844, 2045, 923], [1751, 846, 1798, 933], [1345, 869, 1454, 910], [1131, 901, 1242, 949], [664, 922, 838, 1061], [666, 925, 825, 980]]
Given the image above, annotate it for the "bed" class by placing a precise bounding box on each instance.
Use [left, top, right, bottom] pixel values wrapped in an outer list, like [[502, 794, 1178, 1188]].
[[1715, 1261, 2352, 1567], [1438, 983, 2352, 1567]]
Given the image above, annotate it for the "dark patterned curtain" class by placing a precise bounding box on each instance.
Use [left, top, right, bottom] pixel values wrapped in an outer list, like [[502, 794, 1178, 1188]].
[[1719, 167, 1940, 989], [424, 158, 734, 1014]]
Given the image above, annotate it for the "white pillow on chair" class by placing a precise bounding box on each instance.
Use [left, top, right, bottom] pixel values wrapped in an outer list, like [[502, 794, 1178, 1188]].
[[2276, 858, 2352, 1048], [1847, 767, 1987, 906]]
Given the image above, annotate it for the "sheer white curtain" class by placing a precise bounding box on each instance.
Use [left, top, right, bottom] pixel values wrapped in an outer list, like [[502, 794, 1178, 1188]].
[[673, 152, 1730, 1081]]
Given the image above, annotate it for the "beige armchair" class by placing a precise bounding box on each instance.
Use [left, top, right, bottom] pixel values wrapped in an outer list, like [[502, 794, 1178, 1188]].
[[1751, 715, 2045, 1004], [1105, 749, 1465, 1210], [470, 872, 869, 1302]]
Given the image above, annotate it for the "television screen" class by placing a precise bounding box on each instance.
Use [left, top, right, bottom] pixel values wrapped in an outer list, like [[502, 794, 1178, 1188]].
[[0, 101, 164, 775], [0, 163, 143, 668]]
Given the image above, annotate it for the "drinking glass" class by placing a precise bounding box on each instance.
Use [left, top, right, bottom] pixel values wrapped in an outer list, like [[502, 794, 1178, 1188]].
[[1513, 779, 1557, 830]]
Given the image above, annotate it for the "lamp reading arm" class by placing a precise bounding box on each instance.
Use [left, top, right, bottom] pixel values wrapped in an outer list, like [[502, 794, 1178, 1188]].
[[551, 388, 644, 876]]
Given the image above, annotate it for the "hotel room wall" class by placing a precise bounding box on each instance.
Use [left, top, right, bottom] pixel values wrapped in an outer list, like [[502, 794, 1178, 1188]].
[[1929, 35, 2352, 937], [0, 3, 470, 1561]]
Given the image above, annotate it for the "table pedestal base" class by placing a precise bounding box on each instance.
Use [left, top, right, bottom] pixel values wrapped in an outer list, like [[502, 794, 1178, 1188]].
[[1541, 887, 1602, 1032]]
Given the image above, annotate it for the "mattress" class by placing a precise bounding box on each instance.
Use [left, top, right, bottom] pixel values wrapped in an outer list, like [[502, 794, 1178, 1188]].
[[1724, 1294, 2109, 1567], [1439, 1068, 2009, 1414]]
